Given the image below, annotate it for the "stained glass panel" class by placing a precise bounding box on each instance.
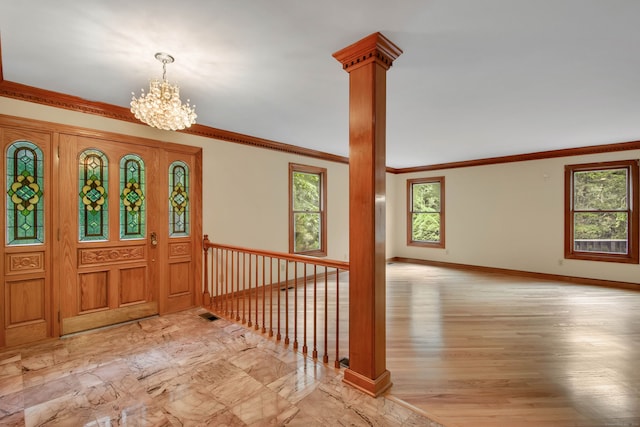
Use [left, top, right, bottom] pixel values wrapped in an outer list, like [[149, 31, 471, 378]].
[[6, 141, 44, 245], [169, 161, 189, 237], [119, 154, 145, 239], [79, 149, 109, 241]]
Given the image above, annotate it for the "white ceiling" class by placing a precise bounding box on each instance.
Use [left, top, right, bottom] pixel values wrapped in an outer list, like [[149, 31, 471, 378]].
[[2, 1, 640, 168]]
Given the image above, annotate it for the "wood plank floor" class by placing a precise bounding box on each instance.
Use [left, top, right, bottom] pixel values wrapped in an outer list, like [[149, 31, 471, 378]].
[[384, 262, 640, 427]]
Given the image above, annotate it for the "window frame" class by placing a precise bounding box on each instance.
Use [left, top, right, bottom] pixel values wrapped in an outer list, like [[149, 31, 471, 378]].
[[289, 163, 327, 257], [407, 176, 445, 248], [564, 159, 639, 264]]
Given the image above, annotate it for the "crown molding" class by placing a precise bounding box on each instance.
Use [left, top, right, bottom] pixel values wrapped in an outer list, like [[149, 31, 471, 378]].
[[0, 81, 349, 165], [1, 77, 637, 173], [390, 140, 640, 174]]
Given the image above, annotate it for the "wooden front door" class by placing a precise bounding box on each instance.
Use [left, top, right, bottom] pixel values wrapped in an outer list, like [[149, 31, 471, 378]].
[[58, 135, 200, 335]]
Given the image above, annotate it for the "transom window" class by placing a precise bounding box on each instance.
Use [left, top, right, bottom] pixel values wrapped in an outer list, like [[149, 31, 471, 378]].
[[565, 160, 639, 263], [289, 163, 326, 256], [407, 176, 445, 248]]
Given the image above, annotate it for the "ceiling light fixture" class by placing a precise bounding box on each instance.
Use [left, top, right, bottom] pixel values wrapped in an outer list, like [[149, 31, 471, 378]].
[[130, 52, 197, 131]]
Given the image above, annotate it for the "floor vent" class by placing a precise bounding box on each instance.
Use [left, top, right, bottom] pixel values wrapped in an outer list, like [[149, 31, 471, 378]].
[[199, 312, 220, 321], [339, 357, 350, 368]]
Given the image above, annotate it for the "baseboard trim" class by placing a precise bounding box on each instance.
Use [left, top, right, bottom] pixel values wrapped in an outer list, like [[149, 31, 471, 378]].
[[389, 257, 640, 291]]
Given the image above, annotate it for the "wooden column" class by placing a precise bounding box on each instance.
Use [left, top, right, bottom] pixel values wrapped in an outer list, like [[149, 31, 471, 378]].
[[333, 32, 402, 397]]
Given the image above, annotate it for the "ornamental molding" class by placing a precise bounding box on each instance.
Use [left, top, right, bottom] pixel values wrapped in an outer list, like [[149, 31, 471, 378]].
[[333, 32, 403, 73], [169, 243, 190, 257], [8, 253, 43, 273], [79, 246, 145, 265]]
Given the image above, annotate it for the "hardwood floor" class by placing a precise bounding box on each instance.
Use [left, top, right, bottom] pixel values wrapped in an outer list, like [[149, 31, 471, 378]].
[[211, 261, 640, 426], [384, 262, 640, 427]]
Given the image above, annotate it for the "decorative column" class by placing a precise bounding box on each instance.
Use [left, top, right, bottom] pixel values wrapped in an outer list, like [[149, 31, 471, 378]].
[[333, 32, 402, 397]]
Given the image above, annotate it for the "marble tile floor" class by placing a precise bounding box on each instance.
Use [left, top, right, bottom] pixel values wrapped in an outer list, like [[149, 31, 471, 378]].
[[0, 308, 443, 426]]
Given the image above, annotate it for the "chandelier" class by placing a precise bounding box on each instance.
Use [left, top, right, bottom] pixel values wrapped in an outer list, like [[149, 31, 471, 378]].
[[130, 52, 197, 131]]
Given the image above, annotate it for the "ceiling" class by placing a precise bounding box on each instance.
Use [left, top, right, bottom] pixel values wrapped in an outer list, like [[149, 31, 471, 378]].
[[1, 1, 640, 168]]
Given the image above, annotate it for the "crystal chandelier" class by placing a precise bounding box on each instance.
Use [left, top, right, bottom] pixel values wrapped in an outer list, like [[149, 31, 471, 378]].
[[130, 52, 197, 131]]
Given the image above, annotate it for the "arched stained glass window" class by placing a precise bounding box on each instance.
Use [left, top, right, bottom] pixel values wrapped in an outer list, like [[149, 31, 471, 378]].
[[169, 161, 189, 237], [79, 149, 109, 241], [120, 154, 145, 239], [6, 141, 44, 245]]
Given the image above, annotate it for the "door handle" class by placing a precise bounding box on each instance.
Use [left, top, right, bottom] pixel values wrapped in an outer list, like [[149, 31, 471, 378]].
[[150, 231, 158, 247]]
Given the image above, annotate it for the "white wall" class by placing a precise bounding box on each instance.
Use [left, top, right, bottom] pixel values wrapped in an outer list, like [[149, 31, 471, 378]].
[[5, 97, 637, 284], [0, 97, 350, 261], [389, 150, 640, 284]]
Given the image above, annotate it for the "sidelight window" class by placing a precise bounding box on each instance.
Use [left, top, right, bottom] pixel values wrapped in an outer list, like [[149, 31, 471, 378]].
[[169, 161, 190, 237]]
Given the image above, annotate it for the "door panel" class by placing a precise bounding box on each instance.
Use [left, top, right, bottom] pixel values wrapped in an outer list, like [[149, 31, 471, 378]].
[[161, 151, 199, 314], [1, 128, 52, 347], [59, 135, 160, 334], [120, 266, 147, 305], [78, 271, 109, 312]]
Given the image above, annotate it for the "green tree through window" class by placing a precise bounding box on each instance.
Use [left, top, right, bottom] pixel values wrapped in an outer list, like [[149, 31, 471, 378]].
[[408, 177, 445, 248], [289, 163, 326, 256], [565, 160, 639, 263]]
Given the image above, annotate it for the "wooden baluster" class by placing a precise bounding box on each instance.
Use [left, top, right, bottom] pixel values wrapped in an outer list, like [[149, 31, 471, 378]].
[[242, 253, 246, 324], [224, 249, 229, 316], [303, 263, 308, 355], [268, 257, 274, 337], [255, 255, 260, 331], [276, 258, 281, 341], [293, 262, 298, 350], [285, 261, 290, 345], [213, 248, 219, 310], [235, 251, 240, 321], [312, 264, 318, 360], [335, 269, 341, 369], [247, 253, 252, 328], [262, 256, 266, 333], [203, 235, 211, 306], [203, 242, 349, 369], [230, 251, 233, 317], [323, 266, 329, 364]]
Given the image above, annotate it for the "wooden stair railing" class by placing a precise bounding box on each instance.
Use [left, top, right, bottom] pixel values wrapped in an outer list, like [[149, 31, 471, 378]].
[[203, 235, 350, 368]]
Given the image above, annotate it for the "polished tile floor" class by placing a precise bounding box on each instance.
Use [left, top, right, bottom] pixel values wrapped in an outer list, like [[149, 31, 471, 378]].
[[0, 307, 441, 426]]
